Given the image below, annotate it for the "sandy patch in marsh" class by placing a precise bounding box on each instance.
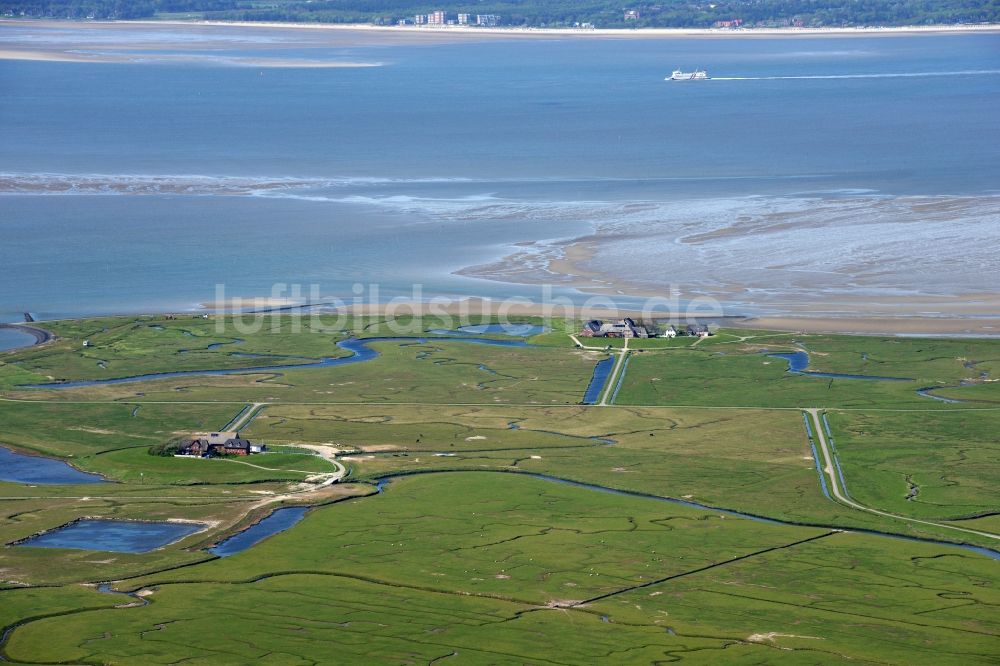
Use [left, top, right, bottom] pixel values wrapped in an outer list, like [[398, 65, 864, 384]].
[[66, 426, 118, 435], [747, 632, 823, 643], [358, 444, 401, 452]]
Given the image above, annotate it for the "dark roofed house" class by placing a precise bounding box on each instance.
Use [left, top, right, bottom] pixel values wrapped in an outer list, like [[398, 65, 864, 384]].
[[176, 431, 264, 457], [580, 320, 603, 337], [220, 438, 253, 456], [687, 324, 711, 338], [177, 439, 211, 457]]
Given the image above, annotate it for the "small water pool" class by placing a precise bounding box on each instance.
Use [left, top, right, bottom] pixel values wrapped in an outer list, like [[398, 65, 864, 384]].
[[16, 519, 203, 553], [430, 323, 546, 337], [209, 507, 308, 557], [583, 356, 615, 404], [0, 446, 107, 485]]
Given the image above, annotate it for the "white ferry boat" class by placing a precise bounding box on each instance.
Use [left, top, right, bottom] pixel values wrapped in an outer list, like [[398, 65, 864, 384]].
[[667, 69, 709, 81]]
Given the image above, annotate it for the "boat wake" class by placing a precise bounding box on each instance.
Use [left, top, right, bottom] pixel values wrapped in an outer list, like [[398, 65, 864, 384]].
[[711, 69, 1000, 81]]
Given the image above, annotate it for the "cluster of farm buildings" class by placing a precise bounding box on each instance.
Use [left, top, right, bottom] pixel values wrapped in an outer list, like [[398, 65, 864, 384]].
[[176, 432, 266, 458], [580, 318, 712, 339]]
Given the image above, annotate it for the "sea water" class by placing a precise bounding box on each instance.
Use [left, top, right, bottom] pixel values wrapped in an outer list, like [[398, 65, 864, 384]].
[[1, 24, 998, 320]]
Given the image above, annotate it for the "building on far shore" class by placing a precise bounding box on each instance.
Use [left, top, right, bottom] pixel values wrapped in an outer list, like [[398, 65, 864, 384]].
[[176, 432, 265, 457]]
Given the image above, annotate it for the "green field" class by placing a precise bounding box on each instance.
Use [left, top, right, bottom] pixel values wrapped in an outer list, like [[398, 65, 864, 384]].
[[6, 474, 998, 665], [0, 315, 998, 663]]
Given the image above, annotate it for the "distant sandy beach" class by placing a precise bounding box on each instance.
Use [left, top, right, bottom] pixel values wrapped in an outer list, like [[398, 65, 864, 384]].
[[2, 18, 996, 64], [114, 19, 1000, 39]]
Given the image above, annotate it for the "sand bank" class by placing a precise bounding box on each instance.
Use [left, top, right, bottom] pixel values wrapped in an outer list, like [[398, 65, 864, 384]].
[[0, 47, 378, 67], [733, 315, 1000, 337], [458, 194, 1000, 322], [195, 295, 1000, 336]]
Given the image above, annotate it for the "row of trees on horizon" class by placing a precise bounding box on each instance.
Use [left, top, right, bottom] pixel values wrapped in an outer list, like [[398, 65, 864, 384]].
[[3, 0, 998, 27]]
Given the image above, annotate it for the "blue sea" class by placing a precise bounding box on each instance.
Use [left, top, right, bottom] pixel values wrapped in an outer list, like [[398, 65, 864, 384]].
[[1, 22, 998, 321]]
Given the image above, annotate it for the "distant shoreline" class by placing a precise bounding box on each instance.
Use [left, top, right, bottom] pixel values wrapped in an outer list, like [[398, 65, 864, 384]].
[[167, 20, 1000, 38], [4, 18, 999, 39], [5, 303, 999, 338]]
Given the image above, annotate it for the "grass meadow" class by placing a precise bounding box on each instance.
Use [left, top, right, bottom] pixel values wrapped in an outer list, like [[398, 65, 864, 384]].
[[0, 316, 997, 663]]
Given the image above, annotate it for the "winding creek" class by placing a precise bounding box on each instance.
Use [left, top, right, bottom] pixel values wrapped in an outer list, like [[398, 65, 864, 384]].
[[371, 471, 1000, 561], [19, 336, 530, 390], [19, 332, 612, 404], [767, 351, 914, 382], [767, 351, 981, 403], [5, 340, 995, 561], [766, 351, 987, 405], [208, 506, 309, 557], [5, 466, 997, 586]]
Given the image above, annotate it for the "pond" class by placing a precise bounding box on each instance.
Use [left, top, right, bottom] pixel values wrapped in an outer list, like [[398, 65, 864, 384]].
[[429, 323, 546, 337], [15, 519, 204, 553], [0, 446, 107, 485], [208, 506, 309, 557]]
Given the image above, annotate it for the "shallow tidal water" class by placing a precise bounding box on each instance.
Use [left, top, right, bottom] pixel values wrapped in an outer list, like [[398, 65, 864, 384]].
[[1, 24, 998, 320]]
